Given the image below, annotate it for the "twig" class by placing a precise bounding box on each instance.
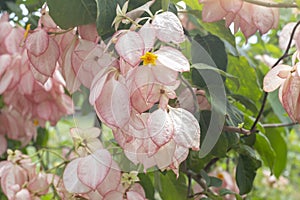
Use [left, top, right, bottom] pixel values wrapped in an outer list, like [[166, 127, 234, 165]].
[[250, 21, 300, 133], [204, 157, 219, 172], [223, 125, 251, 135], [263, 122, 298, 128], [243, 0, 297, 8]]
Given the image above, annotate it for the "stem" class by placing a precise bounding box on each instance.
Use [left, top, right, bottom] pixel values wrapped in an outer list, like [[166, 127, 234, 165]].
[[223, 125, 251, 135], [47, 28, 74, 35], [242, 0, 297, 8], [263, 122, 298, 128], [250, 21, 300, 133]]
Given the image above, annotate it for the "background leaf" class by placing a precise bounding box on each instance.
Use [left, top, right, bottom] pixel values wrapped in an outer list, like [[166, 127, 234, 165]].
[[236, 145, 261, 195], [158, 171, 188, 200], [254, 132, 276, 171], [47, 0, 97, 29]]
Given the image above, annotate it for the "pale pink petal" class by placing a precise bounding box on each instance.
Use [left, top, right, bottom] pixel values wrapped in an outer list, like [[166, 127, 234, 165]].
[[4, 26, 24, 54], [115, 31, 145, 66], [25, 29, 49, 56], [61, 36, 81, 93], [19, 71, 34, 94], [252, 5, 275, 34], [151, 65, 178, 86], [78, 149, 112, 190], [281, 75, 300, 122], [87, 190, 103, 199], [168, 107, 200, 150], [0, 135, 7, 156], [147, 109, 173, 147], [78, 23, 100, 42], [129, 183, 146, 198], [40, 12, 57, 29], [201, 1, 227, 23], [70, 127, 101, 140], [30, 64, 49, 84], [0, 54, 11, 76], [0, 70, 13, 94], [37, 101, 52, 120], [63, 158, 91, 193], [272, 8, 279, 29], [126, 0, 155, 20], [97, 161, 121, 196], [27, 173, 49, 195], [177, 88, 196, 113], [263, 64, 291, 92], [15, 189, 31, 200], [1, 165, 27, 198], [110, 79, 131, 128], [103, 190, 123, 200], [152, 11, 185, 44], [78, 44, 113, 88], [139, 22, 156, 52], [153, 139, 176, 170], [95, 78, 131, 128], [171, 145, 189, 176], [89, 67, 112, 105], [279, 23, 298, 50], [220, 0, 242, 13], [0, 22, 12, 44], [28, 38, 59, 77], [156, 46, 190, 72], [127, 191, 146, 200]]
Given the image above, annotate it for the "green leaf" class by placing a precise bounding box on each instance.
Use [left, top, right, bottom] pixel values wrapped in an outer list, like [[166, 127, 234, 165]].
[[6, 2, 23, 18], [236, 145, 261, 195], [36, 127, 49, 147], [226, 55, 262, 106], [210, 133, 228, 158], [192, 63, 239, 89], [161, 0, 169, 11], [229, 94, 258, 114], [184, 0, 202, 10], [95, 0, 126, 38], [266, 129, 287, 178], [209, 176, 222, 187], [219, 188, 235, 196], [138, 173, 155, 200], [254, 132, 276, 171], [194, 34, 228, 72], [200, 170, 211, 186], [47, 0, 97, 29], [158, 171, 188, 200]]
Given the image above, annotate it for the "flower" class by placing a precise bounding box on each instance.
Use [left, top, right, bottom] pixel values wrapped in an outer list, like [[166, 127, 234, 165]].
[[263, 55, 300, 122], [199, 0, 279, 39]]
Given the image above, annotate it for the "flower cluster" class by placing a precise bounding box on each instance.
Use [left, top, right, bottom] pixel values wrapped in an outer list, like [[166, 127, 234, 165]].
[[0, 12, 74, 155], [0, 150, 65, 199], [199, 0, 279, 39], [87, 9, 200, 174], [1, 1, 201, 198], [263, 52, 300, 123], [63, 127, 146, 199]]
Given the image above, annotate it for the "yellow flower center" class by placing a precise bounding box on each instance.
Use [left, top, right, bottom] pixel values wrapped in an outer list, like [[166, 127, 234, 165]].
[[33, 119, 39, 126], [217, 173, 224, 180], [140, 52, 158, 66]]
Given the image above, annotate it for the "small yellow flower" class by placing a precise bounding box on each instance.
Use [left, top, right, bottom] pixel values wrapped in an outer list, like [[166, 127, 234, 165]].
[[140, 52, 158, 66]]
